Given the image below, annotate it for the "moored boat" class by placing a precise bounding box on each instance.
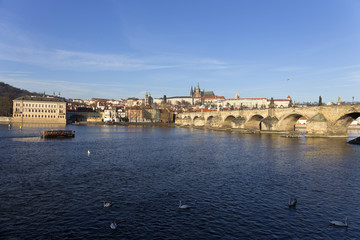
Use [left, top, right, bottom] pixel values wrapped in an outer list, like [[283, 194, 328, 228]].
[[348, 136, 360, 145], [40, 130, 75, 138]]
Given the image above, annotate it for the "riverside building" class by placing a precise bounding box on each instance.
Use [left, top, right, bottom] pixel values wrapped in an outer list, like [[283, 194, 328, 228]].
[[12, 96, 67, 124]]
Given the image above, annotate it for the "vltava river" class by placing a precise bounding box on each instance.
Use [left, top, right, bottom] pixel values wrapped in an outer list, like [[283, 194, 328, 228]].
[[1, 125, 360, 239]]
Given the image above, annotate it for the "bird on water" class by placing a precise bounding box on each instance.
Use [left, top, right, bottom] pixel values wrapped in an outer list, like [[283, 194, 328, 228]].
[[103, 201, 111, 208], [88, 150, 91, 155], [330, 217, 348, 227], [288, 198, 297, 208], [110, 221, 117, 229], [178, 200, 191, 209]]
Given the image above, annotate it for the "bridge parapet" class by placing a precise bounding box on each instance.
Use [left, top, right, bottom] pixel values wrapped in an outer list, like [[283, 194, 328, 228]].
[[175, 104, 360, 137]]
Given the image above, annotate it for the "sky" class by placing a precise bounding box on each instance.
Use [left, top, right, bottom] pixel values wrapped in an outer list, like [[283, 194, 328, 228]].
[[0, 0, 359, 103]]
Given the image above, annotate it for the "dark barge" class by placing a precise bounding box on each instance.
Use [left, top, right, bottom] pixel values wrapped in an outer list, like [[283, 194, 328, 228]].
[[40, 130, 75, 138], [348, 136, 360, 145]]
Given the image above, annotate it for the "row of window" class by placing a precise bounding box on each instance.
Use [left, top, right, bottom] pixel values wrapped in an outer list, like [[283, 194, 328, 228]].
[[15, 103, 64, 108], [14, 114, 65, 119], [22, 109, 57, 113]]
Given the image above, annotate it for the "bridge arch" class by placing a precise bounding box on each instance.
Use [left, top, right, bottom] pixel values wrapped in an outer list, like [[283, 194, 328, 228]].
[[245, 114, 264, 130], [206, 115, 222, 127], [193, 116, 205, 126], [278, 113, 306, 131], [181, 116, 192, 126], [334, 112, 360, 132], [223, 115, 236, 128]]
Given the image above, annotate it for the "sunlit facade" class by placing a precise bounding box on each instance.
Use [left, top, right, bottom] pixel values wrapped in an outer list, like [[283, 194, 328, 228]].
[[12, 96, 67, 124]]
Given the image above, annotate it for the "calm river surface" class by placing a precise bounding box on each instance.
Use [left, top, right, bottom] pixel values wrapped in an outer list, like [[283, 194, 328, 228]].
[[1, 125, 360, 239]]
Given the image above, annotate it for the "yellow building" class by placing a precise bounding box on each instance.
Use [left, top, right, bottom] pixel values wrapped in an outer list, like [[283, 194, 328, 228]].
[[12, 96, 67, 124]]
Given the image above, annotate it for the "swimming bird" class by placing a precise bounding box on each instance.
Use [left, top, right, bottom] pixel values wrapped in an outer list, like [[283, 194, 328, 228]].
[[178, 200, 191, 209], [288, 198, 297, 208], [88, 150, 91, 155], [110, 221, 117, 229], [330, 217, 348, 227], [103, 201, 111, 208]]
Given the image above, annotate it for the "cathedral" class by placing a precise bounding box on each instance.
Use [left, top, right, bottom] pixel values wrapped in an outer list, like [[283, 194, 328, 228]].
[[190, 83, 215, 105]]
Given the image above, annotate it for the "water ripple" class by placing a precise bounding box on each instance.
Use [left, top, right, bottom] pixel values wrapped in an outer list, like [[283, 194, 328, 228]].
[[1, 126, 360, 239]]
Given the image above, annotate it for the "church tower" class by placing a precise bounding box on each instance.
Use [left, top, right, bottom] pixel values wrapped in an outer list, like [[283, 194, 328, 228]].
[[145, 91, 150, 105]]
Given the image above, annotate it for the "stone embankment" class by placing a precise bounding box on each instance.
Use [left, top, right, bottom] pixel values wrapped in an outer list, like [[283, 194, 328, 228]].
[[0, 117, 11, 124], [73, 121, 175, 128]]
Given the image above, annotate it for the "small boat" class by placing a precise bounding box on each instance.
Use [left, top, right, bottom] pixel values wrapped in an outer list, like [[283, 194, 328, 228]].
[[40, 130, 75, 138], [348, 136, 360, 145]]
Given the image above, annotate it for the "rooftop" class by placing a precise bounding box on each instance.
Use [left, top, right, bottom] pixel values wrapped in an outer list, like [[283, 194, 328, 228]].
[[14, 95, 66, 102]]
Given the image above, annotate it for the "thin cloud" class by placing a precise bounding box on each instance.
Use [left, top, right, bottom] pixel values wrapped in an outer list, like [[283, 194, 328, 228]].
[[0, 42, 232, 72], [273, 66, 306, 72], [176, 58, 230, 70], [0, 43, 171, 71]]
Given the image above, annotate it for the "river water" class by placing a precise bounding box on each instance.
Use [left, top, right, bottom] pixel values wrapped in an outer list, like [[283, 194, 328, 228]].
[[1, 125, 360, 239]]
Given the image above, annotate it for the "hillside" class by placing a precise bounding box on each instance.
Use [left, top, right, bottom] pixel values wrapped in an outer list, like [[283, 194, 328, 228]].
[[0, 82, 41, 116]]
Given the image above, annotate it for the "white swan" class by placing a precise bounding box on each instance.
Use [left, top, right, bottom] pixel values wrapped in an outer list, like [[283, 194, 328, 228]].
[[288, 198, 297, 207], [110, 221, 117, 229], [330, 217, 348, 227], [178, 200, 191, 209], [103, 201, 111, 208]]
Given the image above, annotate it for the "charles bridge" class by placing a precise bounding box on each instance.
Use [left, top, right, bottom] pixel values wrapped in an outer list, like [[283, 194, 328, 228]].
[[175, 104, 360, 137]]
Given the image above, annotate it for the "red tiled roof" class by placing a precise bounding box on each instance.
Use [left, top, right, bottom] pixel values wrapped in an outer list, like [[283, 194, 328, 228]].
[[227, 98, 267, 100], [201, 96, 225, 99]]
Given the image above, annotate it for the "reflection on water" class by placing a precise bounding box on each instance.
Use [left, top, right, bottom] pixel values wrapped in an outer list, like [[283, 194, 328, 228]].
[[348, 129, 360, 139], [1, 125, 360, 239], [12, 137, 42, 142]]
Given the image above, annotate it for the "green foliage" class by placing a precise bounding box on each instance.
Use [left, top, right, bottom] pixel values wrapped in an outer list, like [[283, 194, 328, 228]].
[[0, 82, 41, 116]]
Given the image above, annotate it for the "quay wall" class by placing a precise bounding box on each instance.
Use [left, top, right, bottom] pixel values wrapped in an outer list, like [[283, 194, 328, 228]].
[[0, 117, 11, 124]]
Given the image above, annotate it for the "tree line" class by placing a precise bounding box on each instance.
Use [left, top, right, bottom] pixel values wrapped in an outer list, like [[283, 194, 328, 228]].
[[0, 82, 41, 116]]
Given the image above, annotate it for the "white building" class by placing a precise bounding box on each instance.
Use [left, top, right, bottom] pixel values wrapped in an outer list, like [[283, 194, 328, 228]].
[[12, 96, 67, 124], [223, 95, 292, 109]]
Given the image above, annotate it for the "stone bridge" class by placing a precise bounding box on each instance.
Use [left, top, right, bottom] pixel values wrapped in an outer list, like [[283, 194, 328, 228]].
[[175, 104, 360, 137]]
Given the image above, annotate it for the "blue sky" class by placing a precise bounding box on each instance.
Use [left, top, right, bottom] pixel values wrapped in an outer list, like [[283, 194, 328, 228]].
[[0, 0, 359, 102]]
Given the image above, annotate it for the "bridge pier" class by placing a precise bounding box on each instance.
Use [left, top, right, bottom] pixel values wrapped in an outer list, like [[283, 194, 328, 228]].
[[261, 116, 279, 131], [305, 113, 348, 137]]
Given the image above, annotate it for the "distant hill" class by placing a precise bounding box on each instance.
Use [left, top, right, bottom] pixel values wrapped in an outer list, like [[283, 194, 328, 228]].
[[0, 82, 41, 116]]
